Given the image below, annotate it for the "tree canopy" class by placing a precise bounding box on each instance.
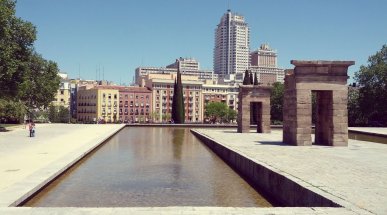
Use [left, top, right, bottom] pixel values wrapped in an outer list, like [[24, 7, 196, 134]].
[[354, 45, 387, 126], [0, 0, 60, 121], [270, 82, 284, 124], [204, 102, 236, 123]]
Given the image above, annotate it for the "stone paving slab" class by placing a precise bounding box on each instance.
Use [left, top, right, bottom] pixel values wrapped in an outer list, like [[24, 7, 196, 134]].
[[192, 129, 387, 215], [0, 124, 125, 207], [0, 207, 354, 215]]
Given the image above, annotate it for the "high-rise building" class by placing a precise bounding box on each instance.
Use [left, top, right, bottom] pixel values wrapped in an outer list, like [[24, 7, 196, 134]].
[[249, 44, 285, 85], [214, 10, 250, 77]]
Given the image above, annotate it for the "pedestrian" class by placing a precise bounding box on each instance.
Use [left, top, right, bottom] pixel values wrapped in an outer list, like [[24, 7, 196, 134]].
[[28, 121, 33, 137], [31, 122, 36, 137]]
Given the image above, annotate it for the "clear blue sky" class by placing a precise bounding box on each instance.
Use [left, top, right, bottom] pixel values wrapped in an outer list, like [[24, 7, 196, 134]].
[[16, 0, 387, 85]]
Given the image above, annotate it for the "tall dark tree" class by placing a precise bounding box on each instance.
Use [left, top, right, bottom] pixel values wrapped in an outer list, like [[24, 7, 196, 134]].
[[249, 71, 254, 84], [355, 45, 387, 126], [171, 61, 185, 123], [243, 70, 250, 85], [253, 72, 258, 85], [171, 78, 177, 122]]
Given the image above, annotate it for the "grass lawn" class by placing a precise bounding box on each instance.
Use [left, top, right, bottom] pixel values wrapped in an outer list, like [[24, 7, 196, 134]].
[[0, 124, 21, 128]]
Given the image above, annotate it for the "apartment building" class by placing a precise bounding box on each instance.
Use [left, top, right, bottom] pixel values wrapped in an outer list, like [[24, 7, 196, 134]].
[[135, 58, 217, 86], [52, 81, 71, 108], [77, 86, 119, 123], [202, 84, 239, 118], [145, 74, 203, 123], [117, 87, 152, 123]]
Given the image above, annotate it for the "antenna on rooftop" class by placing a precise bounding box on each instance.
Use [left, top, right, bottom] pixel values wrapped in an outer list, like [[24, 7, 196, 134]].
[[78, 63, 80, 80]]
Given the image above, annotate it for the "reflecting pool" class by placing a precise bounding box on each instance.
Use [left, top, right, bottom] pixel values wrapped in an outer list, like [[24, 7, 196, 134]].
[[24, 127, 272, 207]]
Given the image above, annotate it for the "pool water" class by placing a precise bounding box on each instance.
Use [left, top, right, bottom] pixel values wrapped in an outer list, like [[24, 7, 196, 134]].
[[24, 127, 272, 207]]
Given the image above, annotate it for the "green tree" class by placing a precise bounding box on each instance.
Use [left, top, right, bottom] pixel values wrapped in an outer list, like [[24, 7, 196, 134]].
[[205, 102, 229, 123], [0, 0, 36, 99], [243, 70, 249, 85], [162, 113, 171, 122], [249, 71, 253, 84], [270, 82, 284, 124], [57, 106, 69, 123], [0, 99, 26, 123], [48, 104, 58, 122], [19, 53, 60, 117], [0, 0, 60, 124], [348, 86, 366, 126], [355, 45, 387, 126], [150, 111, 160, 123], [171, 61, 185, 123], [226, 108, 237, 123]]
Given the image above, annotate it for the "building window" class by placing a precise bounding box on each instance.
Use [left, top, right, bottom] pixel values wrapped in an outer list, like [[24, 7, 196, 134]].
[[60, 90, 64, 95]]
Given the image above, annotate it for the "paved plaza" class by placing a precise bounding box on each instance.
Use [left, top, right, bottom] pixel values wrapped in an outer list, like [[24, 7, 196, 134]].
[[0, 124, 125, 207], [193, 128, 387, 215]]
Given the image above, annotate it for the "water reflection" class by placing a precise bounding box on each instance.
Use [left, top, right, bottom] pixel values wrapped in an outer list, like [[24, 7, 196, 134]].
[[24, 127, 271, 207]]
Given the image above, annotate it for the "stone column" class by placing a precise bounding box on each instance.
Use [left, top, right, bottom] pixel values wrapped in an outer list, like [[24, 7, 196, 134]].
[[331, 89, 348, 146], [261, 99, 271, 133], [295, 89, 312, 146], [237, 91, 250, 133]]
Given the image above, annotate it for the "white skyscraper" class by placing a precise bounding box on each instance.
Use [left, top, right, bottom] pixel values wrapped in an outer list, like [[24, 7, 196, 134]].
[[213, 10, 250, 77]]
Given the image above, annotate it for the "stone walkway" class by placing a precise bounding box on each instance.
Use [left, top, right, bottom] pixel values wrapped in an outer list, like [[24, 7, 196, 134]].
[[0, 124, 125, 207], [193, 128, 387, 215]]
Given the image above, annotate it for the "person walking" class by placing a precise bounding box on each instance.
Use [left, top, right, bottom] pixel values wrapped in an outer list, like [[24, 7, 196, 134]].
[[31, 122, 36, 137], [28, 121, 33, 137]]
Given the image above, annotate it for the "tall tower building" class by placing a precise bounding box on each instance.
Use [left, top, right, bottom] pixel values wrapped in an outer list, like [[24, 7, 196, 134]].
[[213, 10, 250, 77]]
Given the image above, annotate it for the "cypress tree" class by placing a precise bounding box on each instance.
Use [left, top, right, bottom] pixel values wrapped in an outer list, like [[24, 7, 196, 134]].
[[243, 70, 249, 85], [171, 60, 185, 123], [177, 69, 185, 123], [171, 78, 177, 122], [249, 71, 254, 84], [253, 72, 258, 85]]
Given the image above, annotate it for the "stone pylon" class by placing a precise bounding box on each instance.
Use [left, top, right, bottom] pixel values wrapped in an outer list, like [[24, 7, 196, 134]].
[[283, 60, 354, 146], [237, 85, 271, 133]]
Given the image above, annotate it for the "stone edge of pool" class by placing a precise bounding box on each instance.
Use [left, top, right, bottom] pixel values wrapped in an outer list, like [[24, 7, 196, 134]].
[[0, 124, 126, 207], [190, 129, 372, 215], [0, 206, 354, 214]]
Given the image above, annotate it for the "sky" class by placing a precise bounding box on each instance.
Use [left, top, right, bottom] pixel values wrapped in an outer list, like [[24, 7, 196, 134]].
[[15, 0, 387, 85]]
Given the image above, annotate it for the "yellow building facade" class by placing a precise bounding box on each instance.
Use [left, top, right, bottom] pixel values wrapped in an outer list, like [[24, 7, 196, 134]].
[[77, 87, 119, 123]]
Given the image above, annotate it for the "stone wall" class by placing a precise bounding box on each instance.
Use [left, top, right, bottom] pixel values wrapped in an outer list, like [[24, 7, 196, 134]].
[[191, 129, 341, 207]]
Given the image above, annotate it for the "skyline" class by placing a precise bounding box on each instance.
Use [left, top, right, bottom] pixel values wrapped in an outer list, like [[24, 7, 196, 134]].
[[16, 0, 387, 85]]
